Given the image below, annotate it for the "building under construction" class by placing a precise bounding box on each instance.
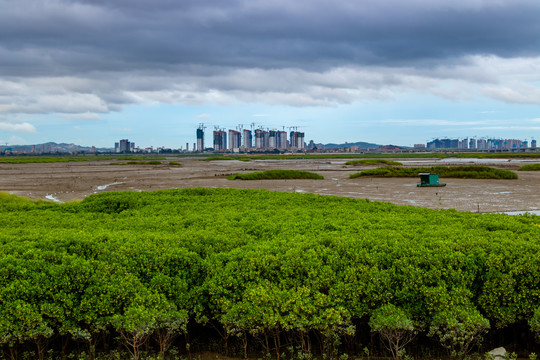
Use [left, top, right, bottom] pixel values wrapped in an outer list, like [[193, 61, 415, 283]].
[[196, 124, 205, 152], [196, 125, 306, 152], [213, 129, 227, 151]]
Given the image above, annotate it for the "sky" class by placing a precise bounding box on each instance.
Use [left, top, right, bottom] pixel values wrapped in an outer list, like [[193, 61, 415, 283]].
[[1, 0, 540, 149]]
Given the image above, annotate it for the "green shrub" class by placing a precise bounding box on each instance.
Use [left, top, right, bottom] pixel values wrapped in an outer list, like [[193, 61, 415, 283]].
[[228, 169, 324, 180], [369, 304, 416, 360], [111, 160, 162, 165], [1, 188, 540, 359], [350, 166, 518, 179], [428, 307, 490, 358], [345, 159, 402, 166], [200, 156, 250, 162], [519, 163, 540, 171]]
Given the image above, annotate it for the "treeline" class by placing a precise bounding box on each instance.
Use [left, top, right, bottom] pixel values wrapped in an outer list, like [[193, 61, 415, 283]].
[[1, 189, 540, 359]]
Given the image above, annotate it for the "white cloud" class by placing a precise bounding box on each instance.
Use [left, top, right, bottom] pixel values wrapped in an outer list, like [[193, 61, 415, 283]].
[[0, 55, 539, 117], [482, 83, 540, 105], [0, 122, 37, 133], [61, 112, 102, 121], [197, 113, 211, 119]]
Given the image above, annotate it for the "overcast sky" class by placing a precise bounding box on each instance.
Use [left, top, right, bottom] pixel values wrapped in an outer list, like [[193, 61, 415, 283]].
[[1, 0, 540, 148]]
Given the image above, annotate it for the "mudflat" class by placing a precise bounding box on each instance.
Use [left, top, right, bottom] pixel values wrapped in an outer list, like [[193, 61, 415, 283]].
[[1, 157, 539, 213]]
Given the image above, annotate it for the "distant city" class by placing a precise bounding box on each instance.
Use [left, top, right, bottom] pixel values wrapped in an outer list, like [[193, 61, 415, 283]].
[[418, 137, 537, 150], [0, 125, 538, 155]]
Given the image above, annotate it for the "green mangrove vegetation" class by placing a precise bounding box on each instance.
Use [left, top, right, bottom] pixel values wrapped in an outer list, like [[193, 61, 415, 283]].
[[0, 155, 167, 164], [1, 188, 540, 359], [345, 159, 402, 166], [350, 166, 518, 180], [519, 163, 540, 171], [200, 156, 251, 162], [110, 160, 163, 165], [455, 153, 540, 159], [0, 156, 101, 164], [227, 169, 324, 180]]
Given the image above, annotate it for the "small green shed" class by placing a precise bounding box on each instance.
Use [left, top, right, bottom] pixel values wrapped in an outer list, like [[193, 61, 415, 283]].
[[417, 173, 446, 187]]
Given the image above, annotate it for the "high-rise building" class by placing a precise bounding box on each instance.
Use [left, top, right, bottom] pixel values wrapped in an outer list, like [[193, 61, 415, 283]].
[[277, 131, 287, 149], [268, 130, 277, 148], [213, 129, 227, 151], [242, 129, 252, 149], [228, 129, 241, 150], [255, 129, 266, 149], [477, 139, 487, 149], [196, 126, 205, 152], [119, 139, 131, 153], [289, 132, 305, 149], [532, 139, 537, 148]]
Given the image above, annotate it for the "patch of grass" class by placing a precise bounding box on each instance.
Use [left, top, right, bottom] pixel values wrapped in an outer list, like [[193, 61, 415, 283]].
[[228, 169, 324, 180], [0, 156, 99, 164], [349, 166, 518, 179], [168, 161, 182, 166], [518, 163, 540, 171], [0, 155, 168, 164], [246, 153, 449, 160], [456, 153, 540, 159], [345, 159, 403, 166], [200, 156, 251, 162], [110, 160, 163, 165]]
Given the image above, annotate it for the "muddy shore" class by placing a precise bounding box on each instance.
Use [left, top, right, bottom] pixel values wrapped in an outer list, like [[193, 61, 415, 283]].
[[1, 157, 538, 213]]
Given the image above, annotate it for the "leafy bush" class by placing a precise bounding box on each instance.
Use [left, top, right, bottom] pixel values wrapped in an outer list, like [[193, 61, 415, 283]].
[[369, 304, 416, 360], [428, 306, 490, 358], [227, 169, 324, 180], [519, 163, 540, 171], [200, 156, 251, 161], [350, 166, 518, 179], [345, 159, 402, 166], [529, 308, 540, 341], [111, 160, 163, 165]]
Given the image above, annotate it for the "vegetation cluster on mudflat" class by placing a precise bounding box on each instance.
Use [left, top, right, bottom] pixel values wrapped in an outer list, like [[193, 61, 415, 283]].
[[1, 189, 540, 359], [519, 163, 540, 171], [350, 166, 518, 179], [345, 159, 403, 166], [227, 170, 324, 180]]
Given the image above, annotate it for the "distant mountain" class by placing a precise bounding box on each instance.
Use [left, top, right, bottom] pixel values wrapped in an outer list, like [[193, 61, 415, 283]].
[[0, 142, 112, 153], [319, 141, 382, 149]]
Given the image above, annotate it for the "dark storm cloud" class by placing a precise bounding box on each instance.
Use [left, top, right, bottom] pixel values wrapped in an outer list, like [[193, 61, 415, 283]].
[[1, 0, 540, 117], [1, 0, 540, 76]]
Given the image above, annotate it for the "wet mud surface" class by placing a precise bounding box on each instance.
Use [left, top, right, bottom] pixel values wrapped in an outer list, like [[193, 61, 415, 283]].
[[1, 157, 539, 213]]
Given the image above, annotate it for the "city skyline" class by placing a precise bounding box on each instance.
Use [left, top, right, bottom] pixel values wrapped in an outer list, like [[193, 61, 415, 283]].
[[1, 1, 540, 149]]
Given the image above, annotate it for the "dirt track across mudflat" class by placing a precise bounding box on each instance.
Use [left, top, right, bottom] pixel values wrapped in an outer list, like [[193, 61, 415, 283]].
[[1, 157, 539, 213]]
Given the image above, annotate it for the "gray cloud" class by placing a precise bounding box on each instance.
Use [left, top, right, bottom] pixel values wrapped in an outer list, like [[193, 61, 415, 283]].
[[1, 0, 540, 117], [2, 0, 540, 74]]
